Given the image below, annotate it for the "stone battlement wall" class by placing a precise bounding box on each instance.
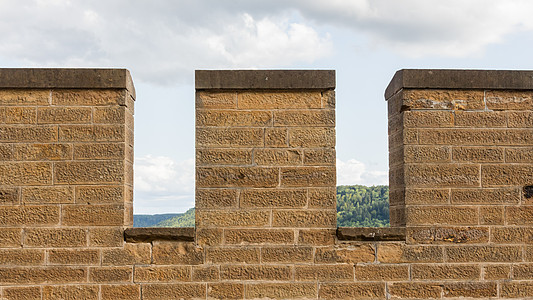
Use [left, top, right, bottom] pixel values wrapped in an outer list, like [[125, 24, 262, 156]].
[[0, 68, 531, 299]]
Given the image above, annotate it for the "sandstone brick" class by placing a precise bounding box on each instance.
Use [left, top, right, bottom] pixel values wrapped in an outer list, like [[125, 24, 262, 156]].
[[89, 227, 124, 247], [315, 245, 375, 263], [48, 249, 99, 265], [274, 110, 335, 126], [452, 146, 504, 162], [0, 249, 44, 266], [42, 285, 98, 300], [304, 148, 336, 165], [418, 128, 533, 145], [411, 264, 480, 280], [0, 144, 13, 160], [407, 226, 489, 244], [221, 265, 291, 280], [389, 188, 405, 206], [405, 164, 480, 187], [323, 90, 335, 108], [406, 206, 478, 225], [0, 228, 21, 247], [483, 264, 511, 280], [377, 244, 443, 263], [58, 125, 124, 142], [152, 242, 203, 265], [196, 210, 269, 227], [196, 128, 263, 147], [208, 283, 243, 299], [272, 210, 336, 228], [74, 143, 124, 159], [195, 149, 252, 166], [76, 186, 124, 204], [224, 229, 294, 245], [405, 188, 449, 205], [0, 107, 37, 124], [0, 188, 19, 205], [298, 229, 336, 245], [94, 106, 126, 124], [254, 148, 302, 166], [485, 90, 533, 110], [402, 89, 485, 110], [0, 267, 86, 284], [245, 283, 317, 299], [507, 206, 533, 225], [480, 206, 504, 225], [451, 187, 520, 204], [288, 128, 335, 147], [4, 286, 41, 300], [404, 110, 453, 128], [508, 111, 533, 127], [196, 91, 236, 109], [240, 188, 307, 208], [62, 204, 124, 226], [482, 164, 533, 186], [0, 205, 59, 226], [295, 264, 353, 281], [404, 145, 450, 163], [492, 227, 533, 244], [196, 228, 223, 246], [0, 125, 57, 142], [195, 189, 237, 208], [196, 110, 271, 126], [206, 247, 259, 264], [454, 111, 507, 127], [446, 245, 522, 262], [319, 283, 385, 299], [12, 143, 72, 161], [53, 89, 124, 106], [0, 89, 49, 106], [511, 263, 533, 279], [280, 166, 336, 187], [101, 285, 141, 300], [192, 266, 219, 281], [308, 187, 336, 208], [389, 282, 442, 299], [355, 264, 408, 281], [238, 91, 322, 109], [24, 228, 86, 247], [54, 161, 124, 184], [506, 147, 533, 162], [265, 128, 287, 147], [261, 246, 313, 263], [443, 282, 497, 298], [142, 283, 206, 300], [102, 243, 151, 265], [90, 266, 132, 283], [196, 166, 278, 188], [22, 186, 73, 204], [0, 162, 52, 185], [37, 107, 91, 124], [501, 282, 533, 298]]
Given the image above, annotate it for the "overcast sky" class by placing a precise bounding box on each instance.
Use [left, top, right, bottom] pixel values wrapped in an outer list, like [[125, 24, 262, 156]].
[[2, 1, 533, 213]]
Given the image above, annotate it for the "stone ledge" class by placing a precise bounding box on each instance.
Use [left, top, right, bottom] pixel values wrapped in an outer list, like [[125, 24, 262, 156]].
[[124, 227, 194, 243], [0, 68, 135, 97], [337, 227, 406, 241], [195, 70, 335, 90], [385, 69, 533, 99]]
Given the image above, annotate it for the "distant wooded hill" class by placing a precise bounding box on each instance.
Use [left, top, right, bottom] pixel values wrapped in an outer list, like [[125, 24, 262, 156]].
[[133, 185, 390, 228]]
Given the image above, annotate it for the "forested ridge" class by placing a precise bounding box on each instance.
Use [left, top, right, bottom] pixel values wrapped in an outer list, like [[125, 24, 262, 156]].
[[134, 185, 390, 227]]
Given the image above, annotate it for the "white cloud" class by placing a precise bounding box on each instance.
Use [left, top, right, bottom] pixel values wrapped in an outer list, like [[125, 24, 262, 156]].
[[134, 155, 194, 214], [336, 158, 387, 186], [0, 1, 331, 85], [289, 0, 533, 57]]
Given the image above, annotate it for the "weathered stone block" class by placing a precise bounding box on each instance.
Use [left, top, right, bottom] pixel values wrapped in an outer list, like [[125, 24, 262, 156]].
[[288, 128, 335, 147], [274, 110, 335, 126], [280, 166, 336, 187], [62, 204, 124, 226], [0, 162, 52, 185], [22, 186, 73, 204], [73, 143, 124, 159], [53, 89, 124, 106], [196, 128, 263, 148], [196, 167, 278, 188], [272, 210, 336, 228], [37, 107, 91, 124], [196, 110, 271, 127], [238, 91, 322, 109], [54, 161, 124, 184], [152, 242, 203, 265], [254, 148, 302, 166], [239, 188, 307, 208], [195, 149, 252, 166]]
